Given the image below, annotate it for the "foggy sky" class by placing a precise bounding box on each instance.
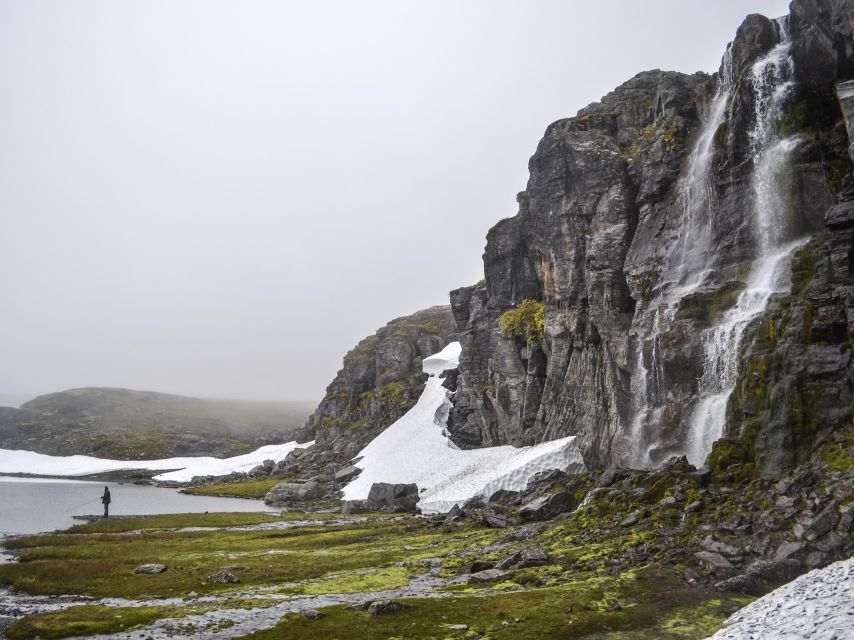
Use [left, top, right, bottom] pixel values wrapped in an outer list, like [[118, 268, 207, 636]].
[[1, 0, 791, 402]]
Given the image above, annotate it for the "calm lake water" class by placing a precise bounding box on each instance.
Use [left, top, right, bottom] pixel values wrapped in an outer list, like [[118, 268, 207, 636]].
[[0, 476, 274, 541]]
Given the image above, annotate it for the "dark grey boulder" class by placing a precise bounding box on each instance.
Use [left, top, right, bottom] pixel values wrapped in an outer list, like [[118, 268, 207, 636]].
[[341, 499, 369, 514], [481, 506, 516, 528], [264, 480, 324, 506], [496, 547, 549, 570], [366, 482, 419, 513], [519, 492, 576, 521], [694, 551, 735, 575], [334, 465, 361, 483]]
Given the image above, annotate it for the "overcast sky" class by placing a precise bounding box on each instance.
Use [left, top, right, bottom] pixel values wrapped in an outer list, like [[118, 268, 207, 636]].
[[1, 0, 791, 403]]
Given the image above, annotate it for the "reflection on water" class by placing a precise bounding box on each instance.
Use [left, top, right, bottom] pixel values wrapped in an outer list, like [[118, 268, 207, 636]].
[[0, 476, 275, 540]]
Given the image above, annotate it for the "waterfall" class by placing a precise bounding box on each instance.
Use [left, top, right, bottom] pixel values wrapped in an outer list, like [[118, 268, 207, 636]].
[[686, 18, 803, 467], [625, 47, 735, 468]]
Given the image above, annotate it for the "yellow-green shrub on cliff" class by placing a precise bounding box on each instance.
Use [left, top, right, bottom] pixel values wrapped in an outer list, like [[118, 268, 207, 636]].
[[499, 299, 545, 344]]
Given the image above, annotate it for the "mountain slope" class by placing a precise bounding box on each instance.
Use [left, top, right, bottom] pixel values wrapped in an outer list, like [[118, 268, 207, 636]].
[[0, 388, 314, 459]]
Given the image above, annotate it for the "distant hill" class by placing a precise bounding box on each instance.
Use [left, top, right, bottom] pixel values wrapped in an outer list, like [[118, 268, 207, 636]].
[[0, 387, 316, 460]]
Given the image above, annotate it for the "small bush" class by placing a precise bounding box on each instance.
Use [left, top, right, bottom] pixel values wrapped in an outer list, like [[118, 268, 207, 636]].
[[499, 299, 545, 344]]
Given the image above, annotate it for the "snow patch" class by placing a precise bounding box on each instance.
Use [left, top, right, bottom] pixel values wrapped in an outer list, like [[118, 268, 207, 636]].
[[705, 558, 854, 639], [421, 341, 462, 375], [0, 441, 314, 482], [342, 341, 585, 513]]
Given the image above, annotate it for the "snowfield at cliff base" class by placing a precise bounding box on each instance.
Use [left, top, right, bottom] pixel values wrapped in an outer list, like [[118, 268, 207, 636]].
[[342, 341, 586, 513], [0, 441, 314, 482], [704, 557, 854, 640]]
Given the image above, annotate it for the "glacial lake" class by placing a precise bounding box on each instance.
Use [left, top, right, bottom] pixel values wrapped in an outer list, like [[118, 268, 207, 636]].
[[0, 476, 274, 548]]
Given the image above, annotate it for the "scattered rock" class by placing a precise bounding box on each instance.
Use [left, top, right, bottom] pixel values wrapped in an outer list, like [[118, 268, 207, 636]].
[[496, 547, 549, 570], [619, 510, 644, 528], [694, 551, 735, 575], [447, 624, 469, 630], [367, 600, 410, 615], [301, 609, 324, 620], [207, 569, 240, 584], [134, 563, 167, 574], [481, 506, 516, 528], [334, 465, 361, 483], [469, 569, 510, 584]]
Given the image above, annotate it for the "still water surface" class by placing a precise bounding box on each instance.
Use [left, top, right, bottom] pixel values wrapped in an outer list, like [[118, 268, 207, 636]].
[[0, 475, 273, 539]]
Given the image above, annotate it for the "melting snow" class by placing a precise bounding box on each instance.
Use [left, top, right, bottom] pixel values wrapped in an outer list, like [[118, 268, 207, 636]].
[[0, 441, 314, 482], [342, 341, 585, 513]]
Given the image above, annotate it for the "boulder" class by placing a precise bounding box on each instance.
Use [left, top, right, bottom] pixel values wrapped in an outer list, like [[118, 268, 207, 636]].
[[367, 600, 410, 615], [207, 569, 240, 584], [134, 563, 167, 574], [264, 480, 324, 506], [694, 551, 735, 575], [445, 504, 463, 521], [301, 609, 324, 620], [469, 569, 510, 584], [481, 505, 516, 528], [366, 482, 419, 513], [496, 547, 549, 570], [519, 492, 576, 521], [334, 465, 361, 483], [341, 499, 369, 515]]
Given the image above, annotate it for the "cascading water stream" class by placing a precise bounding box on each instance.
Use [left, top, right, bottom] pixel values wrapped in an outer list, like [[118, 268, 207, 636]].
[[626, 47, 735, 467], [686, 17, 804, 467]]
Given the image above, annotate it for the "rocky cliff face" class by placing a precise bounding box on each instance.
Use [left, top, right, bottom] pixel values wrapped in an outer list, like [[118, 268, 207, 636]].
[[287, 305, 456, 478], [448, 0, 854, 475]]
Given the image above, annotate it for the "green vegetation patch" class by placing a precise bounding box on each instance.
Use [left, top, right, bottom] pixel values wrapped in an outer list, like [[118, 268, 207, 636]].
[[0, 515, 498, 600], [280, 565, 412, 595], [239, 569, 746, 640], [183, 479, 281, 499], [6, 605, 186, 640], [499, 299, 545, 344]]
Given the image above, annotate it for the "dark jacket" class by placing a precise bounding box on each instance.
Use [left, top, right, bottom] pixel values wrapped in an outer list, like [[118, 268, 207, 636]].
[[101, 489, 111, 505]]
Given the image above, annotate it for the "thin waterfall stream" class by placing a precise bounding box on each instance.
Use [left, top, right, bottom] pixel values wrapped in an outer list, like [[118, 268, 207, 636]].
[[686, 17, 805, 466], [628, 17, 809, 468]]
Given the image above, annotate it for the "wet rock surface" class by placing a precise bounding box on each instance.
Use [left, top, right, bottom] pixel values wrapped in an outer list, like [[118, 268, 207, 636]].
[[446, 0, 854, 476]]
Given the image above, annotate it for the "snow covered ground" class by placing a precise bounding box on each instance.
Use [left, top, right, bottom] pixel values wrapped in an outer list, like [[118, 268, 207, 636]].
[[0, 441, 313, 482], [342, 341, 586, 513], [705, 557, 854, 639]]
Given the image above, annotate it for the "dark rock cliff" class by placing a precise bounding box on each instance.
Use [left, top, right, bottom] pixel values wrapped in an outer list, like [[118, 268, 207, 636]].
[[287, 305, 456, 478], [447, 0, 854, 475]]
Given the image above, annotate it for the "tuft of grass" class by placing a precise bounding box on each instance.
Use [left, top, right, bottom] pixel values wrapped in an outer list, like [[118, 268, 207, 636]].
[[499, 299, 545, 344]]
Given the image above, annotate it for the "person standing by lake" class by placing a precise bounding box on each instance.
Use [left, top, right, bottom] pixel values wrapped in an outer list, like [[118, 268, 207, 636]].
[[101, 486, 111, 518]]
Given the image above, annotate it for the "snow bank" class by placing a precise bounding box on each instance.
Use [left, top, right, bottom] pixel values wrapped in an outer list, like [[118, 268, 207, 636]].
[[705, 557, 854, 639], [342, 341, 585, 513], [0, 441, 313, 482]]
